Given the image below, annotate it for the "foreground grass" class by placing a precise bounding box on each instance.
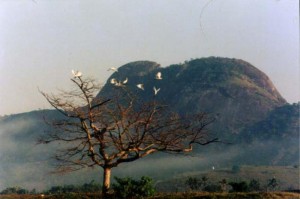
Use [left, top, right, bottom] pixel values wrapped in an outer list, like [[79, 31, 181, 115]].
[[0, 192, 299, 199]]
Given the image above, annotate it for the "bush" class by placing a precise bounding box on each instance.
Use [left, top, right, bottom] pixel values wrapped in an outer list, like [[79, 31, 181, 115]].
[[229, 181, 249, 192], [219, 179, 227, 192], [185, 177, 201, 190], [112, 176, 155, 198], [45, 181, 102, 194], [185, 176, 210, 191], [200, 176, 209, 188], [267, 177, 279, 191], [81, 180, 102, 193], [203, 184, 222, 192], [249, 179, 261, 191], [1, 187, 29, 194]]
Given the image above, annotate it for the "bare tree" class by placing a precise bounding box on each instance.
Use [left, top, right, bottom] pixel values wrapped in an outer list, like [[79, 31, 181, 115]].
[[39, 75, 218, 197]]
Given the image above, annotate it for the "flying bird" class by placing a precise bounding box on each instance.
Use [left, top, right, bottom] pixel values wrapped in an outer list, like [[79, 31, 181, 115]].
[[136, 84, 144, 90], [114, 81, 123, 87], [155, 72, 162, 80], [110, 78, 117, 85], [122, 77, 128, 84], [72, 70, 82, 78], [153, 86, 160, 95], [107, 67, 118, 72]]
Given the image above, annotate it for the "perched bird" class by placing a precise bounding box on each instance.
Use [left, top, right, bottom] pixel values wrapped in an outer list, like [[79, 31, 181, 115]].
[[153, 86, 160, 95], [72, 70, 82, 78], [107, 67, 118, 72], [137, 84, 144, 90], [155, 72, 162, 80], [212, 166, 215, 170], [122, 77, 128, 84], [110, 78, 117, 85]]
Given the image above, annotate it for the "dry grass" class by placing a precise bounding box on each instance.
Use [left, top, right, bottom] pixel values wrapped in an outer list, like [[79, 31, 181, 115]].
[[0, 192, 299, 199], [0, 193, 101, 199], [0, 194, 43, 199]]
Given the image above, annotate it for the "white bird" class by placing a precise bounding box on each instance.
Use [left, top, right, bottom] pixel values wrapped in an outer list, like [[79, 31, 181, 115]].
[[122, 77, 128, 84], [107, 67, 118, 72], [72, 70, 82, 78], [110, 78, 117, 85], [212, 166, 215, 170], [155, 72, 162, 80], [136, 84, 144, 90], [114, 81, 123, 87], [153, 86, 160, 95]]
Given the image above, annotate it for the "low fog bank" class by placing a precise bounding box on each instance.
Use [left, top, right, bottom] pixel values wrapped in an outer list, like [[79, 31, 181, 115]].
[[1, 140, 298, 192], [0, 112, 298, 192]]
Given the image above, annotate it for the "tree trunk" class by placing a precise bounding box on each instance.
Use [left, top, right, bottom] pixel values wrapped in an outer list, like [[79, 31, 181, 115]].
[[102, 167, 112, 198]]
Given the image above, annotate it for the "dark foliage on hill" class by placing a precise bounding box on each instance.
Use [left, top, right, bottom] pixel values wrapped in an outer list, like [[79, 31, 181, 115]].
[[242, 103, 299, 141], [236, 103, 299, 165]]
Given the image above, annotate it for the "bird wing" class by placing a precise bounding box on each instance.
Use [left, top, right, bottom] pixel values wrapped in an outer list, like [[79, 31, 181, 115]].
[[137, 84, 144, 90], [153, 87, 160, 95], [108, 67, 118, 72], [76, 71, 82, 77]]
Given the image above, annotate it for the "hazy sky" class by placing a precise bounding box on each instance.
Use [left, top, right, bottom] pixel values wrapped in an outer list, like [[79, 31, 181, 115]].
[[0, 0, 299, 115]]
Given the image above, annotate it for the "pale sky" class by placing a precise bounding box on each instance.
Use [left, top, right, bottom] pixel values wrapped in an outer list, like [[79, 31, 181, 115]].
[[0, 0, 299, 115]]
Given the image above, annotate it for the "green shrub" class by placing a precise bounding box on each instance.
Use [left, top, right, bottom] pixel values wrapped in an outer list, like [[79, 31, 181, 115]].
[[229, 181, 249, 192], [1, 186, 29, 194], [219, 179, 227, 192], [185, 177, 201, 190], [112, 176, 155, 198], [45, 181, 102, 194], [185, 176, 210, 191], [267, 177, 279, 191], [249, 179, 261, 191], [200, 176, 209, 188], [203, 184, 222, 192]]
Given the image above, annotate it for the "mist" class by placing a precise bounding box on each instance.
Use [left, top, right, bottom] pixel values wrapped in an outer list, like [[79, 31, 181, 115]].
[[1, 114, 297, 191]]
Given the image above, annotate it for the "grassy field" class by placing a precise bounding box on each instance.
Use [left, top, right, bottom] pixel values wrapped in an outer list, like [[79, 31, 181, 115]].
[[0, 192, 299, 199], [156, 165, 299, 192], [0, 166, 298, 198]]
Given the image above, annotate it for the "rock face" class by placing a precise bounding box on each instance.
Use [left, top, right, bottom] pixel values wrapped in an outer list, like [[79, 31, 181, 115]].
[[100, 57, 287, 139]]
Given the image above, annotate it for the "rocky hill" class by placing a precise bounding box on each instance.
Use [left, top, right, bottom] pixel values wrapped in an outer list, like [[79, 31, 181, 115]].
[[0, 57, 298, 191], [99, 57, 287, 139]]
